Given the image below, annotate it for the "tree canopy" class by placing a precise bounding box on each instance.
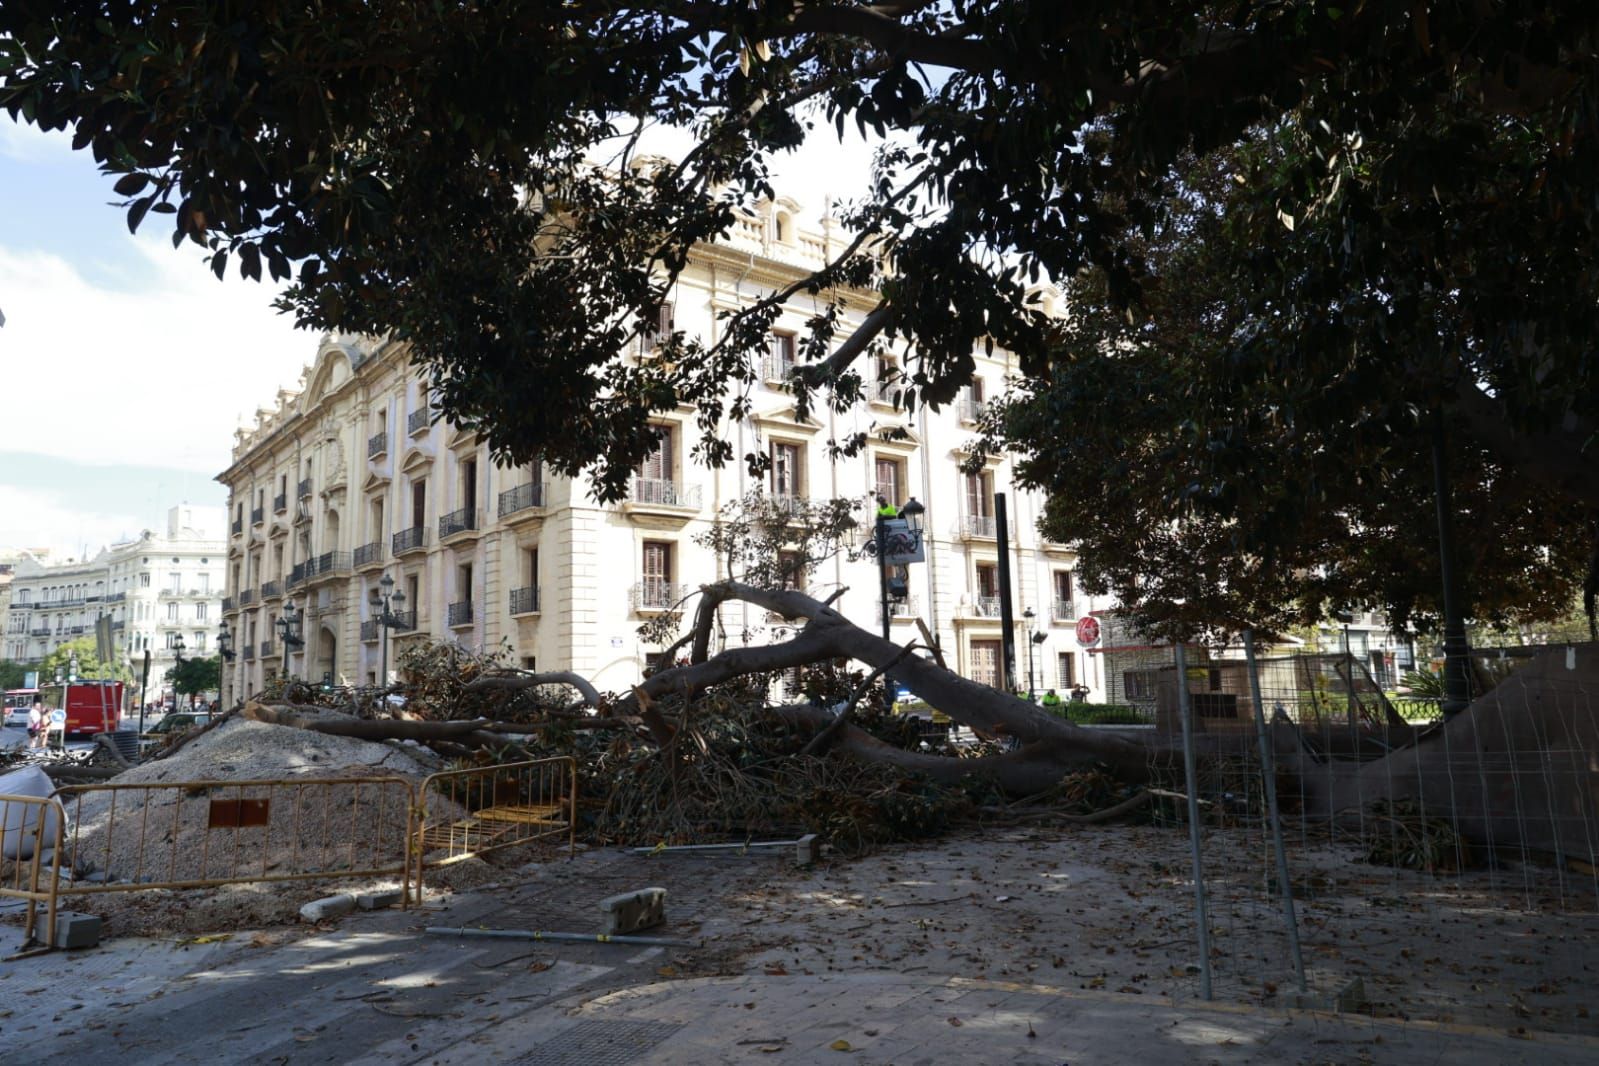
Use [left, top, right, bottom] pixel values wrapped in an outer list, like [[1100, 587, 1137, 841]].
[[39, 636, 131, 683], [4, 2, 1596, 633], [167, 654, 222, 698]]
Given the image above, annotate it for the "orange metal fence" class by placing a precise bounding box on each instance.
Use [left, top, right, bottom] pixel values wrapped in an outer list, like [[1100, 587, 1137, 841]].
[[48, 776, 415, 902], [2, 760, 575, 954], [0, 794, 65, 953], [413, 757, 576, 890]]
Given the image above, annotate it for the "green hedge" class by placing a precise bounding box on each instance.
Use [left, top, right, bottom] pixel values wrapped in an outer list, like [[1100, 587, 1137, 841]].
[[1052, 702, 1146, 725]]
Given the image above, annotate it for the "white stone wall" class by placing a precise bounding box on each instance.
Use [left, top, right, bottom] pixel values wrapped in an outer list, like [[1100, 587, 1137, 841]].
[[3, 508, 224, 706]]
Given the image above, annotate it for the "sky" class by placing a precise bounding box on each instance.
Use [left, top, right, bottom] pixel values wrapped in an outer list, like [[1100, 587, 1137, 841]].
[[0, 113, 880, 560]]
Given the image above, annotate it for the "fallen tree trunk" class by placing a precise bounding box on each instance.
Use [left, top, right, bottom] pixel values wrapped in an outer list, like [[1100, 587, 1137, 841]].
[[1283, 643, 1599, 862], [622, 581, 1162, 789]]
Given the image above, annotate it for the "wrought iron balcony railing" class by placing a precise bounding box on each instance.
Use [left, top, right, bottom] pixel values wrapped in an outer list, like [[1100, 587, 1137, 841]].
[[447, 600, 474, 627], [393, 526, 427, 555], [509, 585, 540, 615], [353, 541, 384, 568], [497, 481, 546, 518], [627, 478, 700, 509], [439, 507, 481, 540], [368, 430, 388, 457]]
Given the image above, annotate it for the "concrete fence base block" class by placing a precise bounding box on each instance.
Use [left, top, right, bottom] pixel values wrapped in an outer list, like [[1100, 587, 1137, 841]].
[[300, 894, 358, 923], [53, 910, 103, 950], [356, 889, 406, 911], [794, 834, 819, 865], [598, 886, 667, 935]]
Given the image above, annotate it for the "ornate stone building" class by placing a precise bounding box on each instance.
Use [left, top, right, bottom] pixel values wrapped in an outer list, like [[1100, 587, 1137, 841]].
[[215, 203, 1105, 705]]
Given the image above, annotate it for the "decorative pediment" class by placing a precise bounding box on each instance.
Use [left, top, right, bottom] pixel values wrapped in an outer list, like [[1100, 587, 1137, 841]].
[[447, 425, 480, 451], [362, 469, 391, 493], [752, 405, 823, 435], [399, 447, 433, 476]]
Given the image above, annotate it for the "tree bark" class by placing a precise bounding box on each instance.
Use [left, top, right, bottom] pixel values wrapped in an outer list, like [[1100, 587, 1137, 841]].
[[462, 671, 604, 708]]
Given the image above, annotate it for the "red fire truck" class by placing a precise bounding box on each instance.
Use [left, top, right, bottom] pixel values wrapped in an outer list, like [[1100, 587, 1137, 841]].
[[39, 679, 125, 735]]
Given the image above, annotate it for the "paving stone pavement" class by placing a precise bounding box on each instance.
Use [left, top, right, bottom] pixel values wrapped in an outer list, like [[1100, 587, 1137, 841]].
[[3, 844, 1597, 1064]]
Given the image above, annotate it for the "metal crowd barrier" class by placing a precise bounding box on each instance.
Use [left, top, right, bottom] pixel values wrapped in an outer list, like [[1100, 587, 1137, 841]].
[[49, 776, 416, 902], [2, 760, 575, 955], [0, 794, 65, 955], [412, 757, 576, 890]]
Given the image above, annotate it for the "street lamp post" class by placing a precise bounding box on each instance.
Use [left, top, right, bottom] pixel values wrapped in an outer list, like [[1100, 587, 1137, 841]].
[[369, 573, 407, 693], [171, 636, 186, 710], [1023, 608, 1037, 700], [217, 619, 235, 708], [277, 602, 304, 678]]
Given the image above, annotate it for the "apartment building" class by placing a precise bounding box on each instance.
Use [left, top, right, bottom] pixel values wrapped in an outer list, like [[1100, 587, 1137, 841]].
[[4, 508, 225, 701], [215, 201, 1106, 705]]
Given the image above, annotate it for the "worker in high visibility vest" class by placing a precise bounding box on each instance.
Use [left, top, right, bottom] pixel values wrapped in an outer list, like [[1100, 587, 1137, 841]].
[[875, 496, 898, 520]]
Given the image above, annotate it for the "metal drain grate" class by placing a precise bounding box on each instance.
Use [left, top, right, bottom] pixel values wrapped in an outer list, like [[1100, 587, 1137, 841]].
[[510, 1020, 685, 1065]]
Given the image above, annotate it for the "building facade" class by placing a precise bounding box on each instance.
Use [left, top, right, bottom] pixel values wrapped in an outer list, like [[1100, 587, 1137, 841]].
[[3, 508, 225, 704], [216, 203, 1107, 705]]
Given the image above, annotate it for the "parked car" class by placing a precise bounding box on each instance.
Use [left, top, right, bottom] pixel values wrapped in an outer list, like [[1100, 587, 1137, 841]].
[[139, 712, 212, 750], [4, 707, 31, 728]]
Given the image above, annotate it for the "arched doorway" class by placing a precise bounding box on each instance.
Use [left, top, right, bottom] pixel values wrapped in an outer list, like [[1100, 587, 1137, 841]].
[[316, 625, 338, 686]]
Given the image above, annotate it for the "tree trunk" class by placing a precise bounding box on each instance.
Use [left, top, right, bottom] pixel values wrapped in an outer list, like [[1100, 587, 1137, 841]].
[[1282, 643, 1599, 862]]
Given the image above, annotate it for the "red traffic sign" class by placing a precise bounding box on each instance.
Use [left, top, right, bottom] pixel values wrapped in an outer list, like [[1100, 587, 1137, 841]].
[[1075, 615, 1100, 647]]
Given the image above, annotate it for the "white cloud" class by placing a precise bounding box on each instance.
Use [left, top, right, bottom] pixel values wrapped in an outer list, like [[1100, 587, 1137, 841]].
[[0, 120, 75, 164], [0, 484, 145, 561], [0, 233, 310, 474]]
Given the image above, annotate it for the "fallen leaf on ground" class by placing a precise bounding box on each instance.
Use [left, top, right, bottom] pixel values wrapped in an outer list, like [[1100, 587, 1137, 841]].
[[829, 1038, 853, 1051]]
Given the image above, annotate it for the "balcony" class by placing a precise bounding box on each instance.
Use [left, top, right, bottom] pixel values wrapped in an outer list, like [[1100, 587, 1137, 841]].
[[368, 430, 388, 458], [29, 628, 50, 637], [353, 541, 384, 570], [231, 518, 243, 536], [241, 644, 256, 662], [360, 620, 379, 643], [273, 492, 287, 513], [388, 609, 417, 633], [956, 513, 998, 540], [393, 526, 427, 556], [7, 601, 30, 610], [260, 639, 274, 659], [447, 600, 474, 628], [222, 596, 236, 612], [67, 625, 86, 635], [958, 394, 989, 424], [308, 551, 351, 582], [111, 620, 125, 632], [260, 580, 282, 601], [251, 506, 264, 526], [631, 579, 686, 612], [289, 562, 308, 588], [509, 585, 540, 616], [108, 591, 126, 603], [297, 477, 313, 499], [407, 407, 431, 436], [438, 506, 482, 542], [623, 479, 700, 526], [967, 595, 1002, 618], [1051, 599, 1076, 624], [762, 352, 797, 384], [497, 481, 547, 520], [238, 587, 258, 607]]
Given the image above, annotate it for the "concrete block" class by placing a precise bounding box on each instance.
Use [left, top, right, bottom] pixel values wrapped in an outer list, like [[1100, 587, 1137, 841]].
[[794, 834, 819, 865], [53, 910, 102, 950], [1287, 976, 1367, 1013], [598, 886, 666, 935], [357, 889, 405, 911], [299, 894, 358, 923]]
